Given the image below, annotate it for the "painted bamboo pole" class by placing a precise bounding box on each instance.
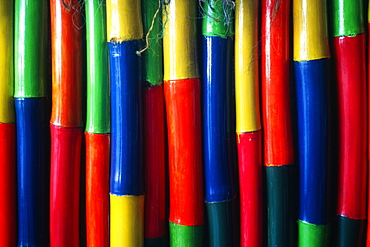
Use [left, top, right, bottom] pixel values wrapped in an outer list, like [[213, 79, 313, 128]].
[[261, 0, 295, 246], [367, 2, 370, 246], [50, 1, 83, 246], [0, 1, 16, 246], [293, 0, 331, 245], [330, 0, 367, 246], [106, 1, 144, 246], [141, 1, 167, 246], [163, 0, 204, 245], [15, 1, 49, 246], [235, 0, 262, 246], [85, 1, 110, 246], [201, 1, 234, 246]]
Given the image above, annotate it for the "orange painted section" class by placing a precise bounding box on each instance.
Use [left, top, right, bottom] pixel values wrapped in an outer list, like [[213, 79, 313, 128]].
[[50, 0, 83, 127], [164, 78, 204, 226], [86, 132, 110, 247]]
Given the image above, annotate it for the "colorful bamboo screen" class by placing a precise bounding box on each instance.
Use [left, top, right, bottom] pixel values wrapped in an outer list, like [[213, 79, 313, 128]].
[[1, 1, 370, 246]]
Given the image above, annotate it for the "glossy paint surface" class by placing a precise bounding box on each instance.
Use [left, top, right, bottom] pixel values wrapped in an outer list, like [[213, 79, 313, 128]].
[[142, 0, 163, 86], [293, 0, 330, 61], [110, 194, 144, 247], [109, 40, 143, 196], [294, 59, 329, 225], [298, 220, 330, 247], [86, 132, 110, 247], [0, 1, 14, 123], [235, 0, 261, 133], [15, 98, 48, 246], [144, 86, 166, 239], [163, 0, 199, 80], [169, 222, 204, 247], [265, 165, 295, 247], [50, 0, 83, 127], [202, 36, 232, 203], [202, 0, 234, 38], [331, 0, 364, 37], [262, 0, 294, 166], [164, 79, 204, 226], [336, 216, 365, 247], [206, 201, 233, 247], [0, 123, 16, 246], [14, 0, 47, 98], [237, 131, 263, 247], [86, 0, 110, 134], [106, 0, 143, 42], [50, 125, 82, 247], [334, 35, 367, 220]]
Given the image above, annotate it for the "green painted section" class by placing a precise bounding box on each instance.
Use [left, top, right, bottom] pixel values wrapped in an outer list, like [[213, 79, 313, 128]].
[[331, 0, 364, 37], [265, 165, 295, 247], [335, 215, 365, 247], [207, 200, 233, 247], [169, 222, 204, 247], [85, 0, 110, 134], [141, 0, 163, 86], [298, 220, 330, 247], [14, 0, 48, 98], [202, 0, 234, 38], [145, 236, 168, 247]]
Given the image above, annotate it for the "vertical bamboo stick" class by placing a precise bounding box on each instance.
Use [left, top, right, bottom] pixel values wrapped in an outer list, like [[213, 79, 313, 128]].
[[261, 0, 295, 246], [235, 0, 262, 246], [201, 1, 234, 246], [331, 0, 367, 246], [85, 1, 110, 246], [50, 1, 83, 246], [0, 1, 16, 245], [293, 0, 331, 245], [142, 1, 167, 246], [15, 1, 49, 245], [106, 1, 144, 246], [163, 0, 204, 245]]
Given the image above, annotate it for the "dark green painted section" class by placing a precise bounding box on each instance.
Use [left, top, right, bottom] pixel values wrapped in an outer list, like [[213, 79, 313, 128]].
[[298, 220, 330, 247], [335, 215, 365, 247], [206, 200, 233, 247], [145, 236, 168, 247], [331, 0, 364, 37], [14, 0, 48, 98], [142, 0, 163, 86], [169, 222, 204, 247], [85, 0, 110, 134], [265, 165, 295, 247], [202, 0, 234, 38]]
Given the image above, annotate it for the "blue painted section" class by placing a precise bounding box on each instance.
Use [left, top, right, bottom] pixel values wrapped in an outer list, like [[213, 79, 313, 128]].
[[202, 36, 233, 202], [294, 59, 329, 225], [109, 40, 143, 196], [15, 97, 48, 246]]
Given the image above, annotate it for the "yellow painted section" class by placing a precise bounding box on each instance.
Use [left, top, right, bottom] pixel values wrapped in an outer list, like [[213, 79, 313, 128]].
[[163, 0, 199, 80], [293, 0, 330, 61], [110, 194, 144, 247], [0, 1, 14, 123], [106, 0, 143, 41], [235, 0, 261, 133]]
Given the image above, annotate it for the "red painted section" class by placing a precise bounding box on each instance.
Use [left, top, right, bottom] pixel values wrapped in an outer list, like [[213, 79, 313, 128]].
[[0, 123, 16, 246], [368, 22, 370, 246], [144, 85, 167, 238], [261, 0, 294, 166], [85, 132, 110, 247], [164, 78, 204, 226], [334, 34, 367, 220], [237, 131, 262, 247], [50, 0, 82, 127], [50, 125, 82, 247]]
